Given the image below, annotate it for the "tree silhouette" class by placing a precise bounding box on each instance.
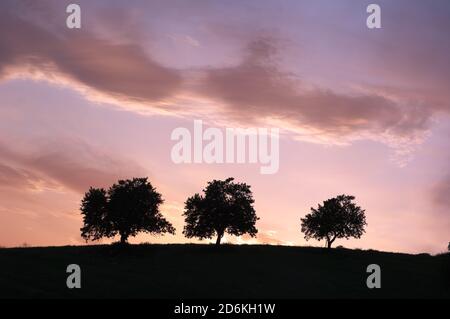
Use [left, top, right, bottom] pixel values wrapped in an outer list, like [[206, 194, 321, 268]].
[[80, 188, 109, 241], [301, 194, 367, 249], [183, 177, 259, 245], [80, 177, 175, 244]]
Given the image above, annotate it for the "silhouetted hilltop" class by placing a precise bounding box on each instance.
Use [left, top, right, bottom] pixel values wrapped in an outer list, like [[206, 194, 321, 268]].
[[0, 244, 448, 298]]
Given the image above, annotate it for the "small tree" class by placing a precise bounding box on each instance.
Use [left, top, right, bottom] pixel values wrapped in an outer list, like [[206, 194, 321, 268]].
[[183, 177, 259, 245], [80, 177, 175, 244], [301, 194, 367, 249]]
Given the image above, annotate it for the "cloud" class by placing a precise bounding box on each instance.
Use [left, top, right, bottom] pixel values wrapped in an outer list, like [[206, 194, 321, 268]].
[[197, 38, 434, 144], [0, 0, 448, 149], [226, 230, 293, 246], [0, 3, 182, 107], [0, 139, 146, 194], [369, 1, 450, 111], [255, 230, 293, 246], [0, 162, 45, 191], [432, 175, 450, 211]]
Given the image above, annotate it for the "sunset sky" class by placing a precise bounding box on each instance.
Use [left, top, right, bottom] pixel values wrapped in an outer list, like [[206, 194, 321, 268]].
[[0, 0, 449, 253]]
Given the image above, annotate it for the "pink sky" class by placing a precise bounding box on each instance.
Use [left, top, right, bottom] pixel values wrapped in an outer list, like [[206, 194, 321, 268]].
[[0, 0, 449, 253]]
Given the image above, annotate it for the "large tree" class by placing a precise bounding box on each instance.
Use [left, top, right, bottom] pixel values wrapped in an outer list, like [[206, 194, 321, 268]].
[[80, 177, 175, 244], [183, 178, 259, 245], [301, 195, 367, 249]]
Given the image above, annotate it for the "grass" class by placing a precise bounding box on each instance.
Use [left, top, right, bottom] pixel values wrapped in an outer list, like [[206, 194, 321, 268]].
[[0, 244, 448, 298]]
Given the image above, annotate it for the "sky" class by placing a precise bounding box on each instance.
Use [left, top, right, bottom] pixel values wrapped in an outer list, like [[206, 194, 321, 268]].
[[0, 0, 449, 253]]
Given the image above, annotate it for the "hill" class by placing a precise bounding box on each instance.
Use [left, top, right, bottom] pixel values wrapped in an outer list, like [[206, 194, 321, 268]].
[[0, 244, 448, 298]]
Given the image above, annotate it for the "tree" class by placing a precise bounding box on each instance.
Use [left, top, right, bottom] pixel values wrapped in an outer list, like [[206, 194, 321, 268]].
[[80, 177, 175, 244], [300, 194, 367, 249], [183, 177, 259, 245]]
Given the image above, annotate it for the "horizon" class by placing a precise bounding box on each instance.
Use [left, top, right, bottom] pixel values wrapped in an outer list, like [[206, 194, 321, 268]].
[[0, 0, 449, 254], [1, 242, 444, 257]]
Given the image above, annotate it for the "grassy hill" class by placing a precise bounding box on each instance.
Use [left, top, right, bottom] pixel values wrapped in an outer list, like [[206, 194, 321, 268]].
[[0, 244, 448, 299]]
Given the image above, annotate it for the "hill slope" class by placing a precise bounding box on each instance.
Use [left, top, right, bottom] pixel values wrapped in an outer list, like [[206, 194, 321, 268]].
[[0, 244, 448, 298]]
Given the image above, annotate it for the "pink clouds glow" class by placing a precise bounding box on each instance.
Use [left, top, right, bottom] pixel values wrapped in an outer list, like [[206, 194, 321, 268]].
[[0, 0, 449, 254]]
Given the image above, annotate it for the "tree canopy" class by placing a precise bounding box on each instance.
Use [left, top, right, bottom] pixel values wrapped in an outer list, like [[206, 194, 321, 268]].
[[301, 194, 367, 248], [183, 177, 259, 245], [80, 177, 175, 243]]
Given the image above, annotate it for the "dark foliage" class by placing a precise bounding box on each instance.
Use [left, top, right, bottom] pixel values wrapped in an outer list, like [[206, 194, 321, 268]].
[[81, 178, 175, 243], [301, 194, 367, 248], [183, 177, 259, 245]]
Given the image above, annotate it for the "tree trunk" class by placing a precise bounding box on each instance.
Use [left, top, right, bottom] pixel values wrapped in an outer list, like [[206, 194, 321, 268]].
[[326, 235, 337, 249], [216, 232, 224, 245], [120, 233, 128, 244]]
